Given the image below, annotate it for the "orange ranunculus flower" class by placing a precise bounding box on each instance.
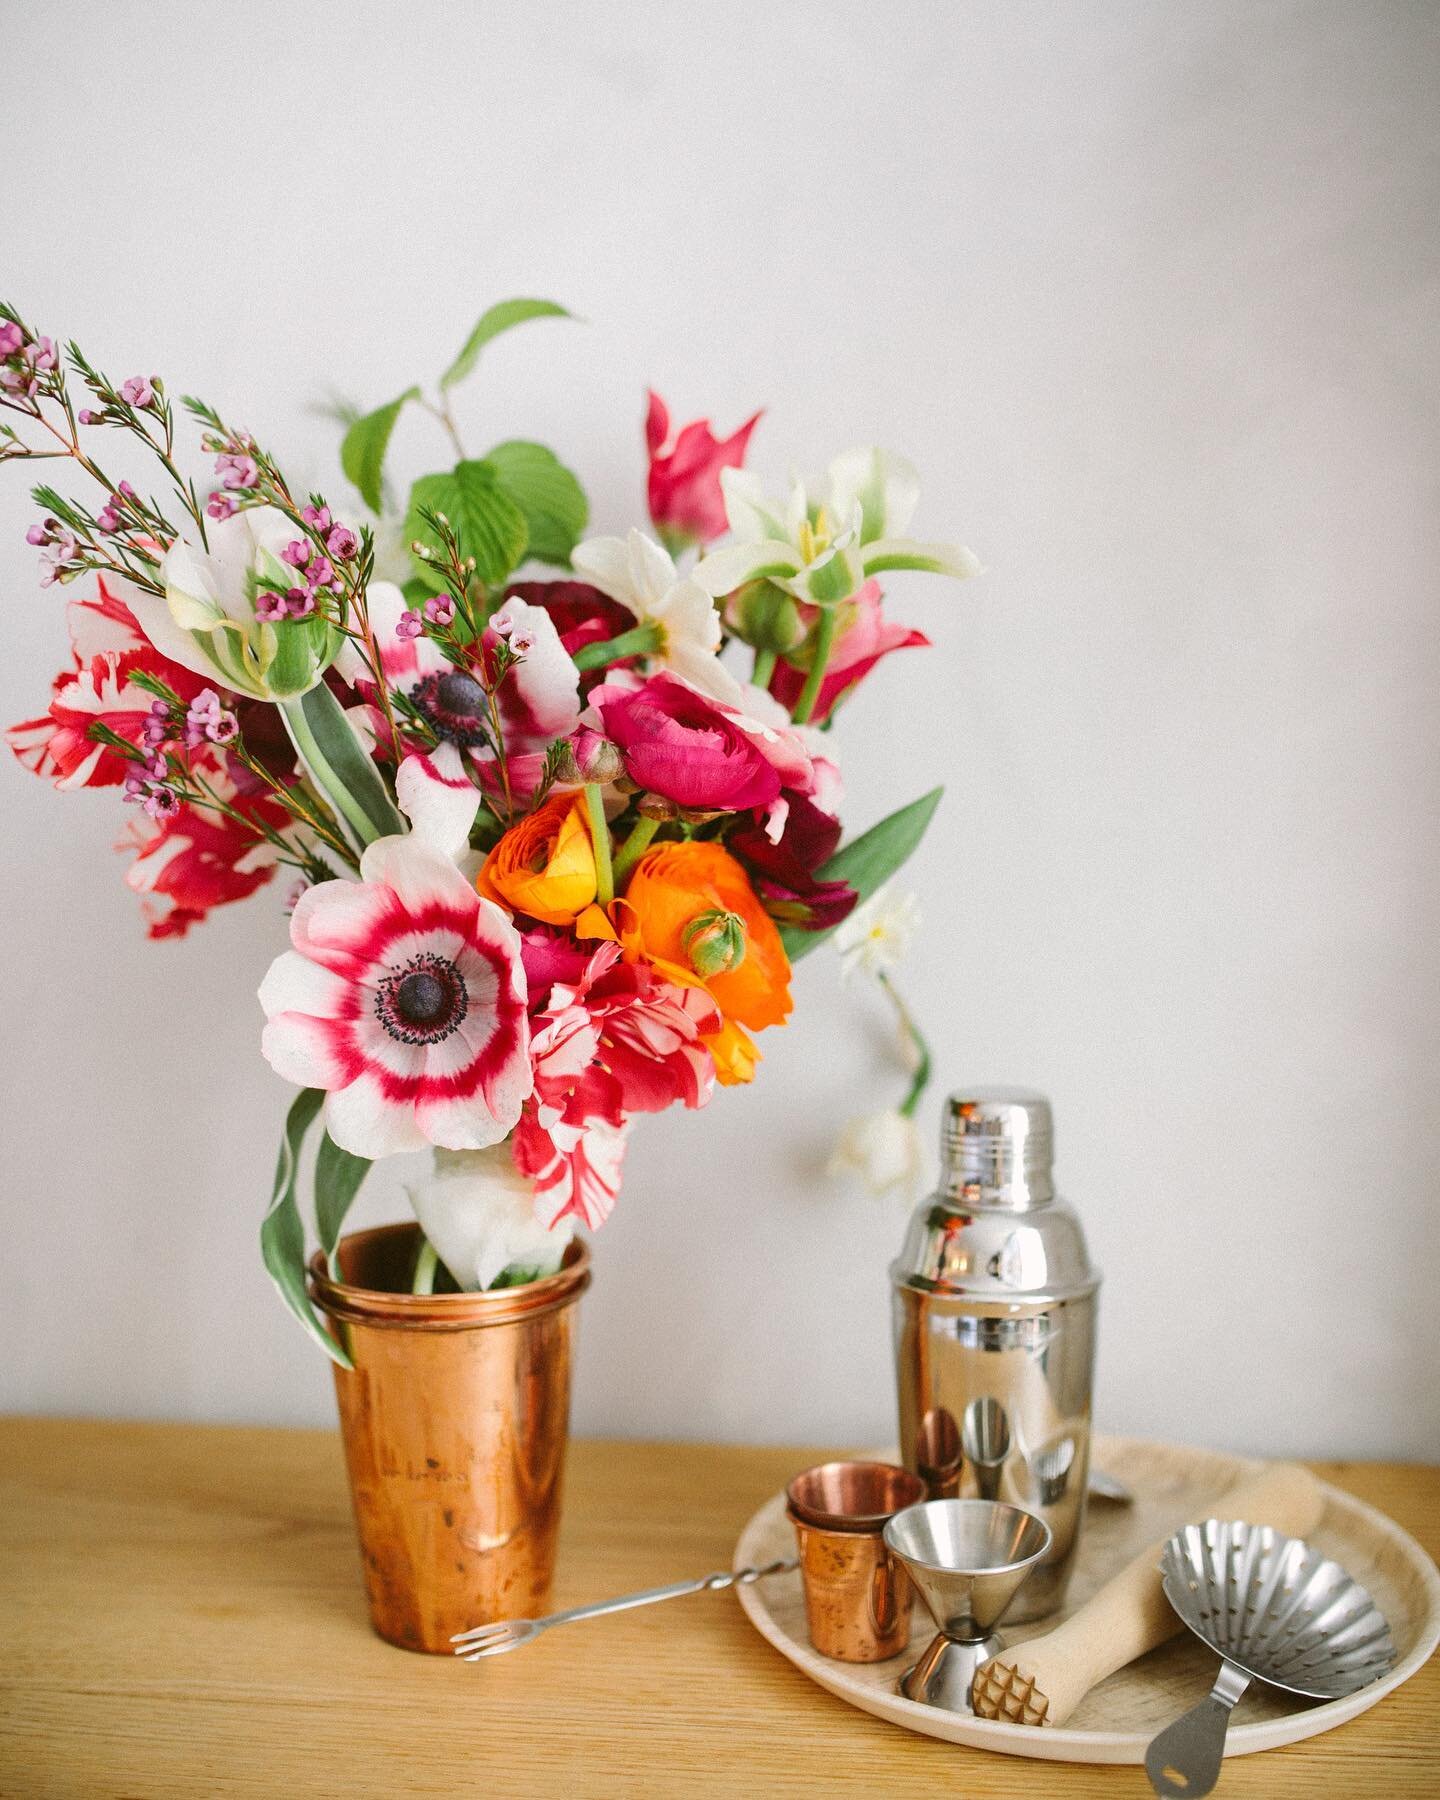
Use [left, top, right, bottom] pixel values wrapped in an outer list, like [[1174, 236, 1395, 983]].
[[620, 840, 791, 1084], [477, 793, 613, 936]]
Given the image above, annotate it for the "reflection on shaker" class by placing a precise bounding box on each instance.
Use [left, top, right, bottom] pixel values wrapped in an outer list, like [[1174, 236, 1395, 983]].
[[916, 1407, 963, 1499], [962, 1396, 1012, 1501], [1032, 1434, 1077, 1508]]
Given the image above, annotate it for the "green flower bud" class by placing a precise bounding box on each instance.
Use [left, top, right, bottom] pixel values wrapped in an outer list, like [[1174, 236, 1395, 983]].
[[723, 579, 805, 655], [682, 909, 748, 979]]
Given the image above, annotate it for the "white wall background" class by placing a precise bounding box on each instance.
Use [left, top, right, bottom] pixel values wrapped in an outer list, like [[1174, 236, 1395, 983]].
[[3, 1, 1437, 1460]]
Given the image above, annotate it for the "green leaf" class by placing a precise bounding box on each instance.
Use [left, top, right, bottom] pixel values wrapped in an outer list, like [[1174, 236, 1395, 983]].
[[283, 683, 406, 846], [404, 462, 529, 588], [779, 786, 943, 962], [341, 386, 419, 514], [315, 1132, 370, 1274], [261, 1089, 352, 1368], [440, 299, 575, 391], [483, 440, 589, 567]]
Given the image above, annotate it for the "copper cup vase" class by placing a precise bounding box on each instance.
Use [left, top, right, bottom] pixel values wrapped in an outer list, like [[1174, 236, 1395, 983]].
[[308, 1221, 590, 1654]]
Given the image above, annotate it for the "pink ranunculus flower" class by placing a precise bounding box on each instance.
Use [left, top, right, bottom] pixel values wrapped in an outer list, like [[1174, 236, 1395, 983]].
[[645, 390, 762, 556], [259, 836, 532, 1159], [768, 579, 929, 725], [591, 670, 813, 812]]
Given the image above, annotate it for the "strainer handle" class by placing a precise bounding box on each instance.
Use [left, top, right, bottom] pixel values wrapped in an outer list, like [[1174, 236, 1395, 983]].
[[1145, 1660, 1251, 1799]]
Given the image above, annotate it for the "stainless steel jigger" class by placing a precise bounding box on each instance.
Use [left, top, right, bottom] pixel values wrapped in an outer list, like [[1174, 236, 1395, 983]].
[[1145, 1520, 1395, 1798], [883, 1499, 1052, 1712]]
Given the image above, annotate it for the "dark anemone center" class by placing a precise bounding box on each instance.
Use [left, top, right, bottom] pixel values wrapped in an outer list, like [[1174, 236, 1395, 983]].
[[396, 969, 447, 1025], [435, 670, 486, 718], [412, 668, 493, 749], [374, 953, 469, 1046]]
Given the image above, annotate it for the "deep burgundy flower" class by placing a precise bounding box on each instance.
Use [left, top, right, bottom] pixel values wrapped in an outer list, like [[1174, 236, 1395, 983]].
[[729, 791, 857, 931], [506, 580, 633, 656]]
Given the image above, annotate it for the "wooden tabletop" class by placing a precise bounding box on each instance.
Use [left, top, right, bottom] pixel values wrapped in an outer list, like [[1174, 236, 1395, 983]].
[[2, 1419, 1436, 1798]]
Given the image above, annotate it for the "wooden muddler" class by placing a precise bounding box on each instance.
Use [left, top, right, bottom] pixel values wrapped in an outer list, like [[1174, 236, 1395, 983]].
[[969, 1461, 1324, 1727]]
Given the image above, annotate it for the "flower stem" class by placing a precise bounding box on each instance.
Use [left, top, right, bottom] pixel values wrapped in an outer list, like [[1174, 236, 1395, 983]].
[[419, 394, 466, 461], [751, 647, 777, 688], [611, 813, 660, 888], [584, 784, 614, 907], [790, 607, 840, 724], [412, 1236, 439, 1295], [571, 622, 664, 671], [880, 972, 932, 1118]]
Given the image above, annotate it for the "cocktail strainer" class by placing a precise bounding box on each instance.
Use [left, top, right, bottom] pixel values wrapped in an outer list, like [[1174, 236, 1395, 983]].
[[1145, 1519, 1395, 1798]]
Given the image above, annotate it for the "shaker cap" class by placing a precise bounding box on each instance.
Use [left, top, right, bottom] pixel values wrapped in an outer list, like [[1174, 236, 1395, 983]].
[[941, 1088, 1053, 1207]]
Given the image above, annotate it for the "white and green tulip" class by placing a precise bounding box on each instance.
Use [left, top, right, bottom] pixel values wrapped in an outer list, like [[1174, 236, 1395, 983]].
[[128, 507, 344, 702], [692, 447, 981, 608]]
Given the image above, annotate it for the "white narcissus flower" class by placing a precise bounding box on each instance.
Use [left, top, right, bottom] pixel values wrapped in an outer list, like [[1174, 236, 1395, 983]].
[[834, 885, 921, 983], [127, 506, 345, 700], [692, 448, 982, 608], [406, 1145, 574, 1291], [571, 527, 743, 703], [829, 1108, 923, 1199]]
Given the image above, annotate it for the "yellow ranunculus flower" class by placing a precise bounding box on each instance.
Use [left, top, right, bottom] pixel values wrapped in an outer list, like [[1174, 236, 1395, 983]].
[[477, 793, 612, 932]]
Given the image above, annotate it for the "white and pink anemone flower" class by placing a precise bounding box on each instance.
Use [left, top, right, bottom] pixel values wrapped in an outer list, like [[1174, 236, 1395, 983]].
[[259, 747, 533, 1160], [475, 595, 584, 806], [332, 580, 448, 691], [486, 595, 582, 750]]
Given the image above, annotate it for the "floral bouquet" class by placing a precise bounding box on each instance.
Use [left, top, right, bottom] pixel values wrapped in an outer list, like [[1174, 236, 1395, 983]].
[[4, 298, 978, 1358]]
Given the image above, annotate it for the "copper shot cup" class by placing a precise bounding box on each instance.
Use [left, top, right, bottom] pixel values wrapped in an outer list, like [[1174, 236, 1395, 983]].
[[785, 1460, 926, 1662]]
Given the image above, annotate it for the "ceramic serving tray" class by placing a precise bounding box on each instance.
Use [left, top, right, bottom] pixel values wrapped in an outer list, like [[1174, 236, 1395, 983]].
[[732, 1435, 1440, 1765]]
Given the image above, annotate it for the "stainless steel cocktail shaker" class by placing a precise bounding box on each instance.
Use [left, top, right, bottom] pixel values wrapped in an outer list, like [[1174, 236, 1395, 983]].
[[891, 1089, 1100, 1621]]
